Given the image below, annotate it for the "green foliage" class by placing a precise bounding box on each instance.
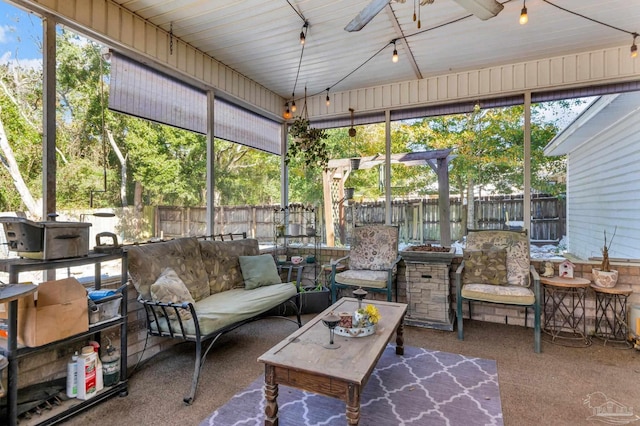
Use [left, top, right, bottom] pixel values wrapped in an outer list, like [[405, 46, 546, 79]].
[[403, 103, 568, 197], [286, 117, 329, 168], [0, 26, 573, 215]]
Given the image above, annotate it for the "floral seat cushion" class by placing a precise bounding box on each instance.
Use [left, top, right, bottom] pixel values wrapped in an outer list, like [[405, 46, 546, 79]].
[[461, 283, 535, 305], [334, 269, 392, 289]]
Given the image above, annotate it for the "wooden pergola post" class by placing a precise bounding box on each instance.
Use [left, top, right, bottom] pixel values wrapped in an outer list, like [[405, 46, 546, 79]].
[[325, 150, 454, 246]]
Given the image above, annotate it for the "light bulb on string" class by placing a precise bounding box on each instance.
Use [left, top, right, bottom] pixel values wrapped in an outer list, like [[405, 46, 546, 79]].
[[325, 88, 331, 107], [519, 1, 528, 25], [300, 21, 308, 45], [291, 95, 297, 113], [392, 40, 399, 63], [283, 103, 292, 120], [632, 33, 638, 58]]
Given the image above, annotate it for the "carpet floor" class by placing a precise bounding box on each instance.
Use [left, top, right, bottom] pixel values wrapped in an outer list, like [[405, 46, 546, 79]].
[[64, 316, 640, 426], [201, 344, 502, 426]]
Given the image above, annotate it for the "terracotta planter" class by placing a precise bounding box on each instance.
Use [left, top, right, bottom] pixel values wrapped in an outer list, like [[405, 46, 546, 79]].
[[592, 268, 618, 288]]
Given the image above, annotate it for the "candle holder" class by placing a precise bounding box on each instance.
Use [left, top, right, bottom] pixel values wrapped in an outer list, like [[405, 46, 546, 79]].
[[321, 313, 341, 349], [353, 287, 368, 310]]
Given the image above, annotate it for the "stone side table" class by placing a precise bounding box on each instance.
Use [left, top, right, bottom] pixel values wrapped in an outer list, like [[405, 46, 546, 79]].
[[403, 260, 453, 331]]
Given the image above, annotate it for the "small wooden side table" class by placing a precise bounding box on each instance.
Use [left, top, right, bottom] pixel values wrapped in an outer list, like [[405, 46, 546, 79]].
[[591, 284, 633, 348], [541, 276, 591, 347]]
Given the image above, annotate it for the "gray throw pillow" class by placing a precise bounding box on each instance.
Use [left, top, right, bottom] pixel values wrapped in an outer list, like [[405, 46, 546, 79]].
[[239, 254, 282, 290]]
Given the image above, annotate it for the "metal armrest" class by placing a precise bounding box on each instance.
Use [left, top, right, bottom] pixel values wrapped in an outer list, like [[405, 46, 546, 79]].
[[137, 296, 200, 340], [331, 255, 350, 276], [278, 264, 304, 292]]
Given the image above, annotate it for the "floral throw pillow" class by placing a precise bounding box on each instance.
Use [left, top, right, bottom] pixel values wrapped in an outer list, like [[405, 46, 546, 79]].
[[150, 268, 196, 321], [462, 247, 508, 285]]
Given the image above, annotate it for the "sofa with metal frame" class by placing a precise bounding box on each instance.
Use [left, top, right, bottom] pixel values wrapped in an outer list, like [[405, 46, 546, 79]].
[[127, 234, 302, 404]]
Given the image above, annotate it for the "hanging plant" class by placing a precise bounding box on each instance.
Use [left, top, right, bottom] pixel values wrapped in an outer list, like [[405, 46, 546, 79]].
[[286, 117, 329, 168], [285, 88, 330, 168]]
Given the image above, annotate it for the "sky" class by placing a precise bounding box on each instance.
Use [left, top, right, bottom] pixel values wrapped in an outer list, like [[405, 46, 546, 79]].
[[0, 1, 43, 69]]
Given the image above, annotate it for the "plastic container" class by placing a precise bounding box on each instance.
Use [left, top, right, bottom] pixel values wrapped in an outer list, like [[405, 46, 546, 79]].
[[76, 346, 97, 400], [89, 294, 122, 324], [102, 344, 121, 387], [88, 341, 104, 392], [66, 351, 79, 398]]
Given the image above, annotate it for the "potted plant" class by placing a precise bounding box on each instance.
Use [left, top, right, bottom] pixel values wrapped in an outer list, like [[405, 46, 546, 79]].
[[592, 227, 618, 288], [298, 280, 330, 314], [285, 117, 329, 168]]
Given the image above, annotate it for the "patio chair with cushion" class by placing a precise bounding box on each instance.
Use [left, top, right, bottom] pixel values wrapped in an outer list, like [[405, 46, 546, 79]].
[[455, 229, 541, 353], [330, 225, 401, 303]]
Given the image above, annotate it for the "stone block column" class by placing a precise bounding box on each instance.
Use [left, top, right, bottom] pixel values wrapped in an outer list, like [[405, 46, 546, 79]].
[[404, 261, 454, 331]]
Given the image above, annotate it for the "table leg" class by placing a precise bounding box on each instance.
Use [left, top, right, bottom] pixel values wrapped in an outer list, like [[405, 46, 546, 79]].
[[346, 382, 361, 425], [395, 315, 405, 355], [264, 364, 279, 426]]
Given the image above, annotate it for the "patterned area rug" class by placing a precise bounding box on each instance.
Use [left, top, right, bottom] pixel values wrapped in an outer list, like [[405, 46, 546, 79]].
[[201, 345, 503, 426]]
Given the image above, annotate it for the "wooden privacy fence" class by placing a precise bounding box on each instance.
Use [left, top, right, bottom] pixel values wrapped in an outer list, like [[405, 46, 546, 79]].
[[153, 194, 564, 246]]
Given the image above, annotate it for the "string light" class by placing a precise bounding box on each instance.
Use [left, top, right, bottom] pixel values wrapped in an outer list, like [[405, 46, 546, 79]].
[[325, 88, 330, 107], [291, 94, 297, 112], [299, 21, 308, 45], [283, 103, 292, 120], [392, 40, 399, 63], [519, 1, 528, 25], [311, 1, 638, 114]]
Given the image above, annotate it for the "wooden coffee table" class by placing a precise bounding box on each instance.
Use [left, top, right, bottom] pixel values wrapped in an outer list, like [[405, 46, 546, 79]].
[[258, 297, 407, 425]]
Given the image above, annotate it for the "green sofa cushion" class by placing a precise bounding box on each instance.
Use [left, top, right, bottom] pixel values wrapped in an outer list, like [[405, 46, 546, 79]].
[[149, 283, 297, 337], [239, 254, 282, 290]]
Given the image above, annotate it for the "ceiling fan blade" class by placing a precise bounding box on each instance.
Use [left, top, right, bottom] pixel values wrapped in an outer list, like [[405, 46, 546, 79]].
[[345, 0, 390, 32], [451, 0, 504, 20]]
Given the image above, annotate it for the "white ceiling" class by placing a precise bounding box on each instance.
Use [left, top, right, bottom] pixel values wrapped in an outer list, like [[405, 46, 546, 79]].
[[109, 0, 639, 102]]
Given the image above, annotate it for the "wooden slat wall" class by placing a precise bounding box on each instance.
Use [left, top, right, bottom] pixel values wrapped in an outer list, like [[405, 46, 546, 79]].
[[23, 1, 640, 123], [30, 0, 284, 120], [306, 46, 640, 120]]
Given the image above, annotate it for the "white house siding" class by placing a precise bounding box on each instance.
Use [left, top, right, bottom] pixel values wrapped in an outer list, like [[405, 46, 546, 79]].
[[565, 104, 640, 261]]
